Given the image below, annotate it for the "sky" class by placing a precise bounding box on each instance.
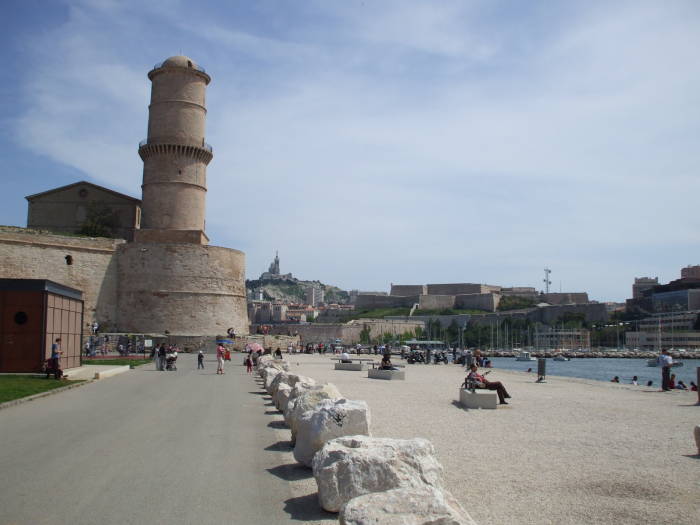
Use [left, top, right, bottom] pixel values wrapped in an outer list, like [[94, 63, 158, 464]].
[[1, 0, 698, 302]]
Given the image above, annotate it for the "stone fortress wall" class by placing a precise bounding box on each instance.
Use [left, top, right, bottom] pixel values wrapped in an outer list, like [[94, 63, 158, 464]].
[[0, 227, 123, 328], [265, 318, 424, 344], [116, 242, 247, 335]]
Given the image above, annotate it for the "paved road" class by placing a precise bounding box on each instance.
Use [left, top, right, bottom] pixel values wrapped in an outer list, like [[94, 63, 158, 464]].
[[0, 354, 299, 525]]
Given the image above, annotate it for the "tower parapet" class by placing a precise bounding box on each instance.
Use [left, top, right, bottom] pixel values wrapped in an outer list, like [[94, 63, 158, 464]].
[[135, 55, 213, 244]]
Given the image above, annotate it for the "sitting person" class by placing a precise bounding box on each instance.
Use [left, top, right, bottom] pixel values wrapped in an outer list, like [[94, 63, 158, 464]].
[[274, 348, 282, 359], [379, 354, 398, 370], [462, 364, 512, 405], [340, 351, 352, 363]]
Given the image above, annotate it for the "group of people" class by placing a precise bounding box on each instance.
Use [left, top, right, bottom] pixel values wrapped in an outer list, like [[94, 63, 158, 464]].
[[152, 343, 179, 371]]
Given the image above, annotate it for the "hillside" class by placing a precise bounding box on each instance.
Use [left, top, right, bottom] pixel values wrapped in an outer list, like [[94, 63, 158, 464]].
[[246, 277, 350, 304]]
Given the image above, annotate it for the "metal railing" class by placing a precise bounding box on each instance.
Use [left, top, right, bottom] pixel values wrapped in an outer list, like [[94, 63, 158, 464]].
[[138, 139, 212, 153]]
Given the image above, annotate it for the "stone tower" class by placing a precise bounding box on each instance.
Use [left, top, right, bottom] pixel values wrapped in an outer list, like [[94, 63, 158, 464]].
[[135, 55, 212, 244], [115, 56, 248, 339]]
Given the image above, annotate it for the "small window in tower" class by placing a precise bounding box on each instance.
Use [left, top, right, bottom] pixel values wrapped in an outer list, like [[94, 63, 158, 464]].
[[65, 255, 73, 265]]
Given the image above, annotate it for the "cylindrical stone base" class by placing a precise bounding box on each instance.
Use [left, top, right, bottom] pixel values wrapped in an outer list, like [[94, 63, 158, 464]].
[[116, 242, 248, 336]]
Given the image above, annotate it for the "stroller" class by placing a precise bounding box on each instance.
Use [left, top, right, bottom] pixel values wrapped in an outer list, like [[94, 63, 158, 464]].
[[165, 352, 178, 371]]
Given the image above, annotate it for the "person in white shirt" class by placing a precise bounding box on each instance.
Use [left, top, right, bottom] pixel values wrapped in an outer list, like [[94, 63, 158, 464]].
[[658, 350, 673, 391], [340, 351, 352, 363]]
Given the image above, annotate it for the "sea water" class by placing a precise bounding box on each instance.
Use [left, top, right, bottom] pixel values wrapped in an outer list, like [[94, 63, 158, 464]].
[[488, 357, 700, 387]]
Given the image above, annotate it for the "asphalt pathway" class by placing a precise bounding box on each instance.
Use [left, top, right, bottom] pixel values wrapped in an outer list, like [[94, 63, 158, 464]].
[[0, 354, 301, 525]]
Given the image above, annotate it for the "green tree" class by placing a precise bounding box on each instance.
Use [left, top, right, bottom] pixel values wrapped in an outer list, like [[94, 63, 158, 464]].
[[78, 201, 118, 238]]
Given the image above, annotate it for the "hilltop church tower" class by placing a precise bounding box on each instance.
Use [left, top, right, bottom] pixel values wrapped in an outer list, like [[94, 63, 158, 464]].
[[115, 56, 248, 339]]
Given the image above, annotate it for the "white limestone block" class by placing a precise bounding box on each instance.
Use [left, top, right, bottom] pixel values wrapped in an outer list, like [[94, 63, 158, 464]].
[[339, 486, 476, 525], [293, 399, 370, 467], [285, 383, 343, 445], [274, 382, 292, 413], [312, 435, 443, 512]]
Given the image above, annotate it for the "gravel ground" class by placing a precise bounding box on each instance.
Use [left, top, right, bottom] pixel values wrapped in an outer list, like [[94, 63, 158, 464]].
[[275, 355, 699, 525]]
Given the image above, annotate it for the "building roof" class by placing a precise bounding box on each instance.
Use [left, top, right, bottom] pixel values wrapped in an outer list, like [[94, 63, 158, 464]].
[[0, 279, 83, 300], [162, 55, 197, 68], [25, 181, 141, 203]]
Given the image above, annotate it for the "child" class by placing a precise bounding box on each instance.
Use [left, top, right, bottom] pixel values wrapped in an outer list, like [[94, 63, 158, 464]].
[[245, 355, 253, 374], [197, 350, 204, 369]]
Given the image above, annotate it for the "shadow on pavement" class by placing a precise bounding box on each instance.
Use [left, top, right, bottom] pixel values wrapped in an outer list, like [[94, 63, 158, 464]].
[[267, 463, 312, 482], [267, 420, 287, 429], [283, 493, 336, 521], [265, 440, 292, 452]]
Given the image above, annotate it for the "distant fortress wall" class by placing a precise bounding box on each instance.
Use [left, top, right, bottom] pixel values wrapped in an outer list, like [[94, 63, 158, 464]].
[[390, 284, 427, 296], [455, 293, 501, 312], [355, 294, 418, 309], [418, 294, 456, 310], [426, 283, 501, 295], [265, 318, 425, 344]]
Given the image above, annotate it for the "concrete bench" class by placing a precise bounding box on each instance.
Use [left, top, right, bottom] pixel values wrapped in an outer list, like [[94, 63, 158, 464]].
[[459, 388, 497, 409], [334, 362, 365, 371], [368, 369, 405, 380]]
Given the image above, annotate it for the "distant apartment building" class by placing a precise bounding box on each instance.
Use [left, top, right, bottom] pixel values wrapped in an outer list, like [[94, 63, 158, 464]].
[[680, 265, 700, 280], [272, 303, 288, 322], [304, 286, 324, 307], [626, 311, 700, 350], [534, 329, 590, 350], [632, 277, 659, 299], [248, 301, 273, 324]]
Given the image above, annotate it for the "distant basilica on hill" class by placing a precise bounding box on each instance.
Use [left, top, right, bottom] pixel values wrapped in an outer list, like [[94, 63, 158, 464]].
[[259, 251, 294, 281]]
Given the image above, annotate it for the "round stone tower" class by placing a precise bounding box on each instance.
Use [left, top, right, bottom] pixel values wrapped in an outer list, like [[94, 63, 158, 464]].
[[116, 56, 248, 339], [136, 55, 212, 244]]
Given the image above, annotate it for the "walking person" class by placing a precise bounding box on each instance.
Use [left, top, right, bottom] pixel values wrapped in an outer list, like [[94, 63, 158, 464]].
[[48, 338, 63, 379], [216, 343, 225, 375], [658, 349, 673, 391], [157, 344, 167, 371], [197, 350, 205, 369], [245, 354, 253, 374]]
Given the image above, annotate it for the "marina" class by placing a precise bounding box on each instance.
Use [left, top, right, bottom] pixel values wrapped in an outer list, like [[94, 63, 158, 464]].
[[486, 356, 700, 386]]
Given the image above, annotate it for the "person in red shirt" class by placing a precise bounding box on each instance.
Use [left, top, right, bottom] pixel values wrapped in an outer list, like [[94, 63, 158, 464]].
[[463, 364, 512, 405]]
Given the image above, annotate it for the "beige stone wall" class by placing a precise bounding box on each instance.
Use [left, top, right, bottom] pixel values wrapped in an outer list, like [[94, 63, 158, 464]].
[[0, 227, 123, 328], [390, 284, 426, 296], [543, 292, 589, 305], [426, 283, 501, 295], [116, 242, 248, 335], [355, 294, 418, 309], [266, 318, 424, 344], [454, 293, 500, 312], [418, 294, 456, 310], [26, 182, 140, 240]]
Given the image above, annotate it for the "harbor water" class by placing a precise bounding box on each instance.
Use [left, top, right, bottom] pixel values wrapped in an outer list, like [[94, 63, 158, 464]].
[[488, 357, 700, 387]]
